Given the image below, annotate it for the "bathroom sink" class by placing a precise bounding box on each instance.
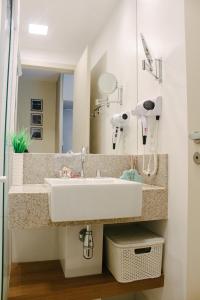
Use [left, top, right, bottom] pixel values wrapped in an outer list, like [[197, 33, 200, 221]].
[[45, 177, 142, 222]]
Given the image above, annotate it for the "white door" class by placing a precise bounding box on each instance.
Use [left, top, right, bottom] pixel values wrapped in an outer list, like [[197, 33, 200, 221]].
[[72, 47, 90, 152]]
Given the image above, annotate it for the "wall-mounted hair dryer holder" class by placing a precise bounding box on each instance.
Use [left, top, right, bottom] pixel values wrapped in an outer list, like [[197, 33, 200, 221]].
[[140, 33, 162, 83], [142, 58, 162, 83]]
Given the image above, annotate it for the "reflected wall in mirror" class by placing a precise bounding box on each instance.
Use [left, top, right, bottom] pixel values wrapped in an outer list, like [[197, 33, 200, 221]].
[[17, 70, 74, 153], [17, 0, 138, 154]]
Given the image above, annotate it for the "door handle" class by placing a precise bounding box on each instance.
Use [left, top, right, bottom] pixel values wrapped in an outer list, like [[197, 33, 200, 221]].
[[0, 176, 7, 183]]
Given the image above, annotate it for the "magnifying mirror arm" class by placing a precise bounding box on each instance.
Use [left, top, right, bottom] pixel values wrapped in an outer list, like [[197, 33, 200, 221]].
[[117, 85, 123, 105], [96, 85, 123, 106], [92, 89, 123, 117]]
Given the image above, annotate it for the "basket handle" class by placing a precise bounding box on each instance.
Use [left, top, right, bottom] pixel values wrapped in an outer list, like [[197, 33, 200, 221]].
[[135, 247, 152, 254]]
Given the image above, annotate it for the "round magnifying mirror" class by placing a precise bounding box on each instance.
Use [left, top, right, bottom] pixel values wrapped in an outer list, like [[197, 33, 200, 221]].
[[98, 72, 117, 95]]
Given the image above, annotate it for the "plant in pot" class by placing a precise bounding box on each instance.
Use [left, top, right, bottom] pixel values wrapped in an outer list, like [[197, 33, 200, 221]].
[[11, 129, 30, 153], [11, 129, 31, 185]]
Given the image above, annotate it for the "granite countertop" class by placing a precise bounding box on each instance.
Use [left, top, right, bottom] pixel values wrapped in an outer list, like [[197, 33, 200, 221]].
[[9, 184, 48, 194], [9, 183, 166, 194], [9, 183, 168, 229]]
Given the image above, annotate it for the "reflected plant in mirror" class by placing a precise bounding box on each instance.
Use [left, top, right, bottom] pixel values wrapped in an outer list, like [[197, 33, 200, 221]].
[[11, 129, 30, 153]]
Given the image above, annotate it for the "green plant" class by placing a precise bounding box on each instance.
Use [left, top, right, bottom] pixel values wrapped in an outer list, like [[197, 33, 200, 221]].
[[11, 130, 30, 153]]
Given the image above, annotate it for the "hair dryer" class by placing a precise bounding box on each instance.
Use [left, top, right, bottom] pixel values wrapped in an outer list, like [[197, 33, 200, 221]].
[[132, 96, 162, 177], [132, 96, 162, 145], [111, 112, 130, 150]]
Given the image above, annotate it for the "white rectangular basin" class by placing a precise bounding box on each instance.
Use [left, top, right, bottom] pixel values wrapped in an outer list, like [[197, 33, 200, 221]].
[[45, 177, 142, 222]]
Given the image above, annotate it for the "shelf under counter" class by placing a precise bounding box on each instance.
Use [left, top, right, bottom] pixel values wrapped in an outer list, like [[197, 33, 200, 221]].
[[8, 260, 164, 300], [9, 183, 168, 229]]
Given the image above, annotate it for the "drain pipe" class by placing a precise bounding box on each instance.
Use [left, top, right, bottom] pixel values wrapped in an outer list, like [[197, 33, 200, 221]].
[[79, 225, 94, 259]]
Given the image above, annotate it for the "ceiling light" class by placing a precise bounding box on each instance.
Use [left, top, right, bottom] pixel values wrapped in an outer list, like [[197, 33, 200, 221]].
[[29, 24, 48, 36]]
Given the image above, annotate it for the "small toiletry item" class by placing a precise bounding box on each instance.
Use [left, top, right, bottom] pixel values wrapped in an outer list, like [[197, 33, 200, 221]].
[[70, 170, 81, 178], [59, 167, 80, 178]]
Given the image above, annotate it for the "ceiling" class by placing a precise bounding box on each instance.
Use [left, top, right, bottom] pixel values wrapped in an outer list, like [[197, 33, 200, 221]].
[[19, 0, 120, 67]]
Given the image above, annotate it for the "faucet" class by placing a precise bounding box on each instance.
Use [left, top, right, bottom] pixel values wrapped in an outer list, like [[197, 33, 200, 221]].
[[79, 225, 94, 259], [81, 146, 87, 177]]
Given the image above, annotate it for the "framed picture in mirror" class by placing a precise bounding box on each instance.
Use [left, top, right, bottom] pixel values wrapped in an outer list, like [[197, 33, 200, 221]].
[[31, 113, 43, 126], [31, 99, 43, 112], [30, 127, 43, 140]]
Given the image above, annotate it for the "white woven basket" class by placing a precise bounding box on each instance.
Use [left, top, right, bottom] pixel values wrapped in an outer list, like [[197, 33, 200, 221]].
[[105, 225, 164, 283]]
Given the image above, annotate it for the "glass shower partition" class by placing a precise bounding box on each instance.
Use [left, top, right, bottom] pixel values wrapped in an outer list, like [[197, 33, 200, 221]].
[[0, 0, 12, 299]]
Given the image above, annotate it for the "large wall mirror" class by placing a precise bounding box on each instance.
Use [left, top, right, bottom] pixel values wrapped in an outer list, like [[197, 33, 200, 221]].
[[16, 0, 138, 154]]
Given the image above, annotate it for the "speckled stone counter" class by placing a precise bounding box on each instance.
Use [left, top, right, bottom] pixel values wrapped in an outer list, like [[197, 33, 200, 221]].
[[9, 184, 168, 229]]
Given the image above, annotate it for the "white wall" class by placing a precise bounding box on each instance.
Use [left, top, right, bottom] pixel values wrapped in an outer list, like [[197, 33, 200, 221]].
[[185, 1, 200, 298], [12, 228, 58, 262], [73, 47, 90, 152], [90, 0, 137, 154], [137, 1, 188, 300], [17, 78, 57, 153]]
